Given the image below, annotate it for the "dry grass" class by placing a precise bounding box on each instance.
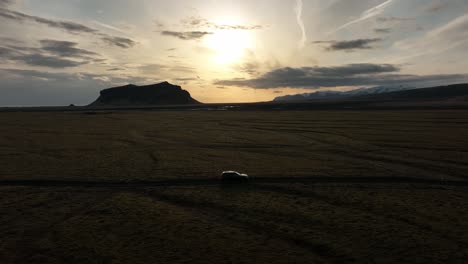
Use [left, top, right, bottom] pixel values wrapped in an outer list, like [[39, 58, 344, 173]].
[[1, 110, 468, 263], [0, 110, 468, 181], [1, 184, 467, 263]]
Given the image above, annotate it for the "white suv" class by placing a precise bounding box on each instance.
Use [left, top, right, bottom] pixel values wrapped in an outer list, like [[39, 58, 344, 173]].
[[221, 171, 249, 183]]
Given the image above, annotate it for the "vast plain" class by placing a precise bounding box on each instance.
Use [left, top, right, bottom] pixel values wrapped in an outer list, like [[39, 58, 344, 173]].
[[1, 110, 468, 263]]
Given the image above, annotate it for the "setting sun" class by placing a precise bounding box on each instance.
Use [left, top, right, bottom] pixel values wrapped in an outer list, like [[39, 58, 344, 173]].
[[204, 29, 253, 64]]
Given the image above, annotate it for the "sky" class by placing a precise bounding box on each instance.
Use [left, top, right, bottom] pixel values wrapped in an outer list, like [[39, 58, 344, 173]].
[[1, 0, 468, 106]]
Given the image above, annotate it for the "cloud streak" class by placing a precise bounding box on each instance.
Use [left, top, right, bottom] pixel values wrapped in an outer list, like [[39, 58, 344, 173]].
[[181, 15, 263, 31], [101, 36, 136, 48], [294, 0, 307, 48], [391, 13, 468, 63], [313, 38, 382, 51], [374, 28, 392, 34], [40, 40, 99, 58], [158, 15, 263, 42], [377, 16, 414, 23], [0, 8, 98, 33], [0, 39, 101, 68], [160, 31, 212, 40], [14, 54, 87, 68], [0, 7, 135, 48], [329, 0, 394, 34]]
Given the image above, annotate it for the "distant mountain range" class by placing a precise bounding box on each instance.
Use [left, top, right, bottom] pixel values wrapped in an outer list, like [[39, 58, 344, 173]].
[[87, 81, 468, 109], [274, 85, 415, 102], [90, 82, 200, 106], [352, 83, 468, 102], [1, 83, 467, 112], [268, 83, 468, 109]]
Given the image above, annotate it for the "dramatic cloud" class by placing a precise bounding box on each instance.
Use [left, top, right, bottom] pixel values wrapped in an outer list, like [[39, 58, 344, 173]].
[[0, 39, 101, 68], [0, 7, 135, 48], [101, 36, 136, 48], [235, 61, 261, 76], [0, 68, 153, 86], [40, 40, 99, 58], [0, 8, 98, 34], [215, 63, 468, 89], [161, 31, 212, 40], [13, 54, 86, 68], [313, 38, 382, 51]]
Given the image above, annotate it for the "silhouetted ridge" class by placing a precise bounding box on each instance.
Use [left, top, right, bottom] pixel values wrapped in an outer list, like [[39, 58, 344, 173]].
[[355, 83, 468, 101], [90, 82, 200, 106], [274, 83, 468, 103]]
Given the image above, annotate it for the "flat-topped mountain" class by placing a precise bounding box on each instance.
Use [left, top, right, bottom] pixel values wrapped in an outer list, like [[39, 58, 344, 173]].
[[90, 82, 200, 106]]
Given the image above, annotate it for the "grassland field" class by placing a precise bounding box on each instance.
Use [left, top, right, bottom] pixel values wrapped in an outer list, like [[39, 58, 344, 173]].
[[1, 110, 467, 263]]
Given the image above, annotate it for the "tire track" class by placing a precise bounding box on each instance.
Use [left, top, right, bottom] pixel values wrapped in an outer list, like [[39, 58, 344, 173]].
[[0, 176, 467, 188]]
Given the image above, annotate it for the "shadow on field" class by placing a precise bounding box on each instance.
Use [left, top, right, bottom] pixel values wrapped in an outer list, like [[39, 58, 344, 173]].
[[0, 176, 467, 188], [145, 188, 352, 262], [252, 184, 466, 244]]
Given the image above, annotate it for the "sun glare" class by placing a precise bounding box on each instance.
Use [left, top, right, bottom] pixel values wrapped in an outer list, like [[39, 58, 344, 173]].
[[204, 29, 253, 65]]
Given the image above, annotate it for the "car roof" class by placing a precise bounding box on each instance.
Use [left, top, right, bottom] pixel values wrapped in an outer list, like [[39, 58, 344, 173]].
[[222, 171, 240, 174]]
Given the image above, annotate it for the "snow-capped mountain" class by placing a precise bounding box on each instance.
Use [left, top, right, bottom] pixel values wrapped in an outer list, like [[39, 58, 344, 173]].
[[274, 85, 415, 102]]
